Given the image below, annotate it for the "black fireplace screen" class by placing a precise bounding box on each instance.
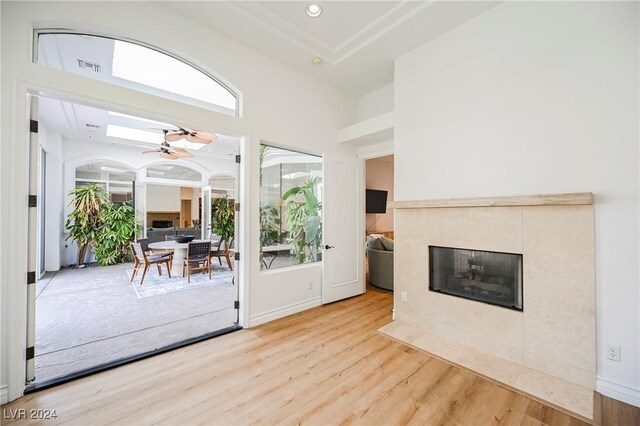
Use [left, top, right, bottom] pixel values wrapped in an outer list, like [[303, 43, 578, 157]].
[[429, 246, 523, 311]]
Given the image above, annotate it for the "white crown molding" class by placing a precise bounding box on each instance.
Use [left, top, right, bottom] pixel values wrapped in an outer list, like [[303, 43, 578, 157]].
[[228, 1, 435, 65], [228, 2, 331, 60], [334, 1, 435, 64], [597, 377, 640, 408]]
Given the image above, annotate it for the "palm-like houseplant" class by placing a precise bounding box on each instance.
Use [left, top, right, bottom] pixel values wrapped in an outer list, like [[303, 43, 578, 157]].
[[94, 202, 139, 266], [65, 183, 108, 267], [211, 196, 235, 247], [282, 177, 322, 264]]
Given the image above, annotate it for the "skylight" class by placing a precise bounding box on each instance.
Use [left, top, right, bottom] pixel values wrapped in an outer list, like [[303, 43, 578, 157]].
[[106, 125, 159, 144], [106, 124, 205, 150], [107, 111, 172, 127]]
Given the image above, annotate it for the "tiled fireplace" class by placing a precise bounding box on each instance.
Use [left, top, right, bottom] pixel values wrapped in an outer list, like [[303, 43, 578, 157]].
[[378, 193, 596, 420]]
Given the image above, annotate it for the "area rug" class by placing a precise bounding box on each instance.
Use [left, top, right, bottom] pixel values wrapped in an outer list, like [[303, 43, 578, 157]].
[[126, 264, 235, 298]]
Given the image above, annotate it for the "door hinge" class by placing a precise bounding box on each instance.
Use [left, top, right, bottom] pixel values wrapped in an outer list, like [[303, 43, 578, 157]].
[[235, 154, 241, 163], [26, 346, 35, 360], [234, 202, 240, 211], [234, 300, 240, 309], [28, 195, 37, 208], [27, 271, 36, 284], [30, 119, 38, 133], [234, 252, 240, 261]]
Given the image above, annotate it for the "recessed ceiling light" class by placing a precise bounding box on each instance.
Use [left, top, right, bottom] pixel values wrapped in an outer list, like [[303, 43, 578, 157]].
[[311, 57, 323, 65], [306, 3, 322, 18]]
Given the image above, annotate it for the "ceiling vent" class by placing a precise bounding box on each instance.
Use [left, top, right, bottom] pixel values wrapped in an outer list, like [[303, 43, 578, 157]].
[[76, 59, 102, 73]]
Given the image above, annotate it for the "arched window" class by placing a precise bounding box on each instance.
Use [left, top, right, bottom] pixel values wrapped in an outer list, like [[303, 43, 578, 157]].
[[35, 31, 238, 116], [75, 161, 136, 203]]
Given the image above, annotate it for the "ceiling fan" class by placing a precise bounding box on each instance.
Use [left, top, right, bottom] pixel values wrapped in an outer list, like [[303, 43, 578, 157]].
[[163, 126, 217, 144], [143, 130, 194, 160]]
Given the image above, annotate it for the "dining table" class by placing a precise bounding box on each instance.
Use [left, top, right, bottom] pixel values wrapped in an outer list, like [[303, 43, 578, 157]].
[[261, 244, 292, 269], [148, 239, 219, 277]]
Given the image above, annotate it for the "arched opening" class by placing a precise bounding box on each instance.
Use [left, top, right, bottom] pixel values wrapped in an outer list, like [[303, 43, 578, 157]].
[[35, 31, 239, 117]]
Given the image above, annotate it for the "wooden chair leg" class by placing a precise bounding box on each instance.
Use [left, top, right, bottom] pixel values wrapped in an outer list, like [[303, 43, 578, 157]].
[[225, 253, 233, 270], [165, 260, 172, 278], [187, 263, 191, 283], [130, 258, 140, 283], [157, 264, 162, 275], [140, 264, 150, 285], [218, 257, 222, 266], [208, 259, 212, 279]]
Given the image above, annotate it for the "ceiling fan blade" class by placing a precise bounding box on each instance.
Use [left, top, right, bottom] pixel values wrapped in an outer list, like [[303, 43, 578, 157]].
[[168, 147, 193, 158], [186, 132, 216, 144], [142, 150, 159, 154], [165, 132, 186, 142], [159, 152, 179, 160]]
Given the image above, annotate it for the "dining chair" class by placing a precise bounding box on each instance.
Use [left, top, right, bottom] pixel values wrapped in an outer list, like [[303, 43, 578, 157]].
[[183, 241, 212, 283], [211, 237, 234, 270], [130, 242, 172, 285], [137, 237, 172, 263]]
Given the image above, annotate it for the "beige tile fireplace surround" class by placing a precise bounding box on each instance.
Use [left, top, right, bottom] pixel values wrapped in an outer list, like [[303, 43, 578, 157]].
[[379, 193, 595, 420]]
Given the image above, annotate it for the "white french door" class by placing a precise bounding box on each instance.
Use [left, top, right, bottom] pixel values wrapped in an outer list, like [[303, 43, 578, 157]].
[[26, 96, 39, 382], [322, 152, 364, 303], [201, 185, 212, 239]]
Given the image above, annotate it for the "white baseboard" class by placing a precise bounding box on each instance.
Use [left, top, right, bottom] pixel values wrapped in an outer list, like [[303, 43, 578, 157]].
[[597, 377, 640, 408], [1, 385, 8, 404], [249, 297, 322, 327]]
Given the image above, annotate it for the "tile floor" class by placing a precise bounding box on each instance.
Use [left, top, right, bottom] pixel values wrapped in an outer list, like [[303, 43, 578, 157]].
[[35, 262, 237, 382]]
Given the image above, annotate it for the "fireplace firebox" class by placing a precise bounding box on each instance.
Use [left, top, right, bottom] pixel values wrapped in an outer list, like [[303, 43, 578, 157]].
[[429, 246, 523, 311]]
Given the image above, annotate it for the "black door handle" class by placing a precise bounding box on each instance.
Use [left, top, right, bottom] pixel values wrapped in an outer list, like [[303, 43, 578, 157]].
[[324, 245, 335, 250]]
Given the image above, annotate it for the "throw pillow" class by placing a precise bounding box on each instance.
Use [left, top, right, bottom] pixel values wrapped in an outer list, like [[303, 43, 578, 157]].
[[367, 236, 385, 251], [380, 236, 394, 251]]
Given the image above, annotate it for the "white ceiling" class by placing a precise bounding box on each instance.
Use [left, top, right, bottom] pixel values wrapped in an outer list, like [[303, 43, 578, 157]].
[[38, 96, 240, 160], [158, 1, 501, 95]]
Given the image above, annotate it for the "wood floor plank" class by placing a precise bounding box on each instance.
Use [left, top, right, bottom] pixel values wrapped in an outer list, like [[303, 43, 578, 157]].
[[2, 287, 588, 425]]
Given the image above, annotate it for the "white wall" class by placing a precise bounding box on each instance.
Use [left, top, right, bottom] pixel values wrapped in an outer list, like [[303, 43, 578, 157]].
[[365, 155, 394, 232], [356, 83, 394, 122], [146, 184, 180, 212], [1, 1, 357, 401], [394, 1, 639, 405]]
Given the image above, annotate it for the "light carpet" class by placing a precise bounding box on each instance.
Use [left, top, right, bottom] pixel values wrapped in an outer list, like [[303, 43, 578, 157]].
[[126, 265, 235, 298]]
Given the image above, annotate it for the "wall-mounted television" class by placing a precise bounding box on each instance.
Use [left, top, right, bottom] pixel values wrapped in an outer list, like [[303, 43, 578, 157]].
[[366, 189, 388, 214]]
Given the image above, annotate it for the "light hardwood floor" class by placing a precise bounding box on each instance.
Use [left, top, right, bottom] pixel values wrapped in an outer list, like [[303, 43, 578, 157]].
[[3, 286, 588, 425]]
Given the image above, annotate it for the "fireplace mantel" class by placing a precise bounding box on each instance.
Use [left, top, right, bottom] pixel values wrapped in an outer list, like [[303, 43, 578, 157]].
[[388, 192, 593, 209]]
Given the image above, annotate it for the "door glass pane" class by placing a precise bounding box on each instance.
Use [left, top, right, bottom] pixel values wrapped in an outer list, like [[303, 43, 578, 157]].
[[259, 144, 322, 270]]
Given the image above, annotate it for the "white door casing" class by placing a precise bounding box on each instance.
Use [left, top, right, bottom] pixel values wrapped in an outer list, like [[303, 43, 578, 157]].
[[201, 185, 212, 240], [322, 153, 364, 303]]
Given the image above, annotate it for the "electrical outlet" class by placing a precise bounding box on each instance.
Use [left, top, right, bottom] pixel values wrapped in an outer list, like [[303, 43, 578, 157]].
[[607, 346, 621, 362], [401, 291, 407, 302]]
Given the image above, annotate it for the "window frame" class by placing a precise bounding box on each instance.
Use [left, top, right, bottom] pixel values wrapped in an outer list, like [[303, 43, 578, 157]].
[[33, 29, 240, 118]]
